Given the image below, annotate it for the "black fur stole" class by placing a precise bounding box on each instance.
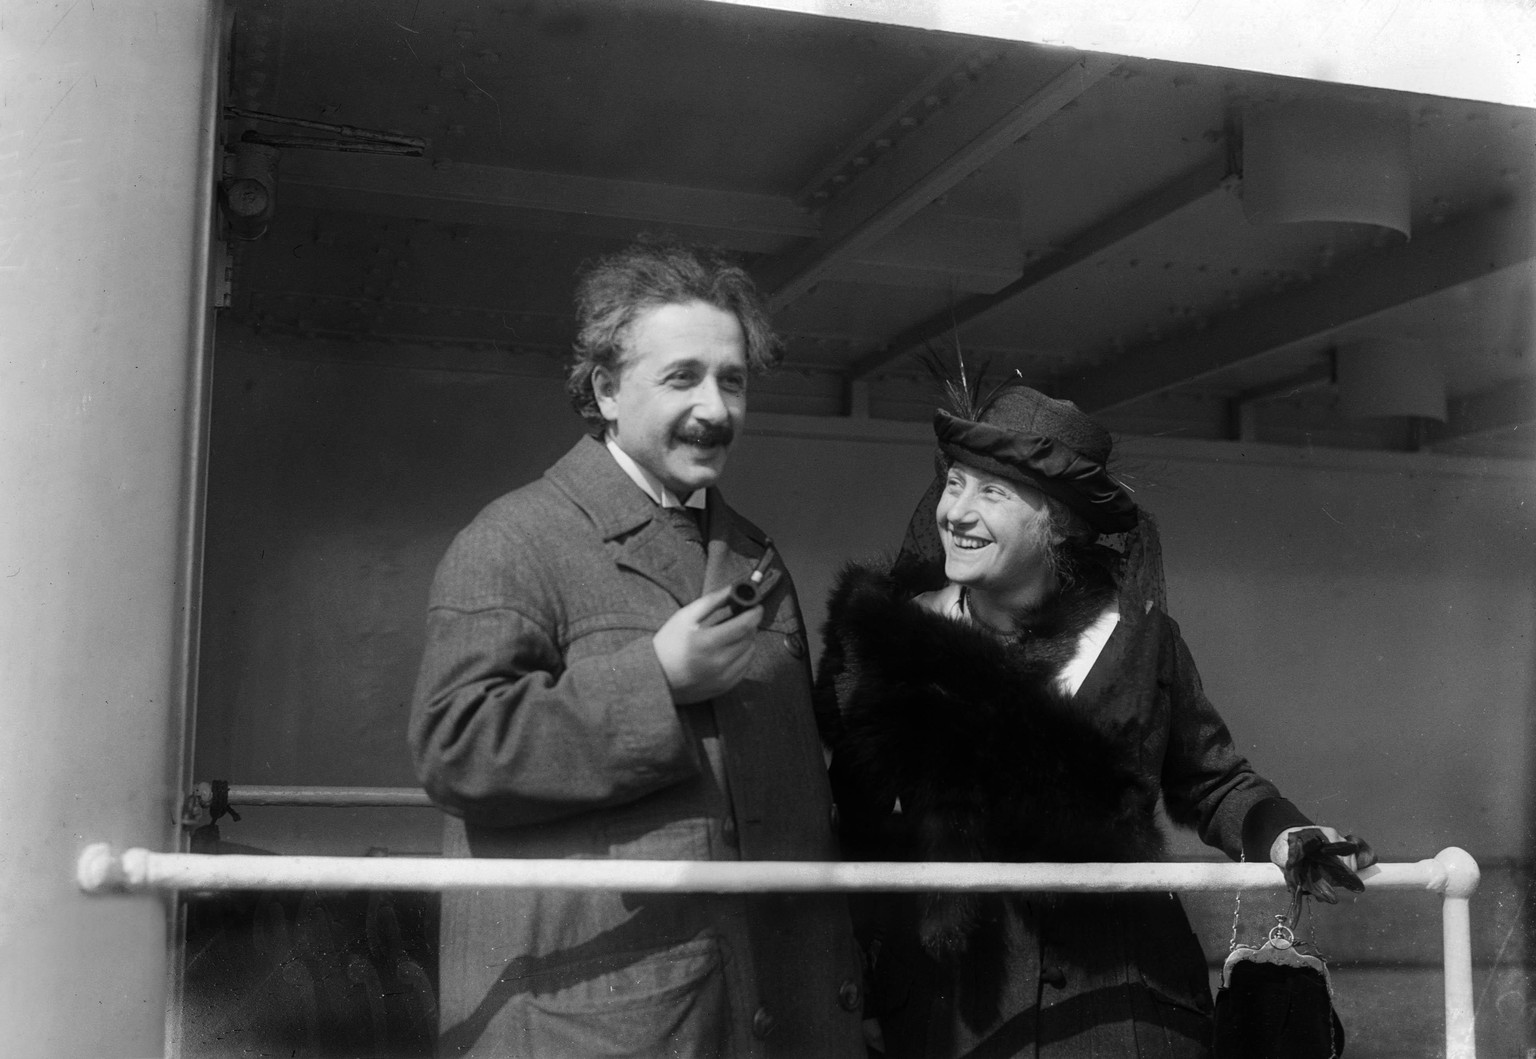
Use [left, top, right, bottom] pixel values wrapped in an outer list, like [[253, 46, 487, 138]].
[[817, 562, 1166, 959]]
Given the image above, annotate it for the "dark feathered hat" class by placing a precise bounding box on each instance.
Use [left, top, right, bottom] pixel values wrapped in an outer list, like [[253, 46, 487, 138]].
[[933, 385, 1137, 535]]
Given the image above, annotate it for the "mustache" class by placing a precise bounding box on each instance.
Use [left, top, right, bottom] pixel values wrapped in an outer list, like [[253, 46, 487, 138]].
[[675, 422, 734, 447]]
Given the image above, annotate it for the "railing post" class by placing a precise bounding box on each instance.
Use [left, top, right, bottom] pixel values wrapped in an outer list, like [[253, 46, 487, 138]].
[[1435, 847, 1481, 1059]]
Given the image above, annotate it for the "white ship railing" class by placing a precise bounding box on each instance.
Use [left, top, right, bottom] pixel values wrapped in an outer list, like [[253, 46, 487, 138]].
[[79, 844, 1480, 1059]]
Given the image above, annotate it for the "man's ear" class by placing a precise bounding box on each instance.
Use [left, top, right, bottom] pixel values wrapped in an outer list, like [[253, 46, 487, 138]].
[[592, 365, 620, 422]]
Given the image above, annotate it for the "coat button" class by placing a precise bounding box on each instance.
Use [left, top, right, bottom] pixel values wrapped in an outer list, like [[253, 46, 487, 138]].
[[1041, 965, 1067, 989], [752, 1006, 778, 1040], [784, 632, 806, 658], [837, 977, 861, 1012]]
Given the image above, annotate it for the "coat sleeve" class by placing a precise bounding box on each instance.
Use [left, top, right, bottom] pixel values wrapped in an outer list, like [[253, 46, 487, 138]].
[[408, 511, 701, 829], [1157, 614, 1311, 861]]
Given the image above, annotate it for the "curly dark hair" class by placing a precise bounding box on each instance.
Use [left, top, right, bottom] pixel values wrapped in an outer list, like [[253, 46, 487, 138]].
[[565, 242, 783, 435]]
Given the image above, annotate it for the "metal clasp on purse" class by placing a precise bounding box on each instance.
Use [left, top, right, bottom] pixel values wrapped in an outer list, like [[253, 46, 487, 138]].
[[1221, 914, 1332, 992]]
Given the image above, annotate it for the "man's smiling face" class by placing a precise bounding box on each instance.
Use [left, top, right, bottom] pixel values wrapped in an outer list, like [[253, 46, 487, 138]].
[[594, 299, 748, 498]]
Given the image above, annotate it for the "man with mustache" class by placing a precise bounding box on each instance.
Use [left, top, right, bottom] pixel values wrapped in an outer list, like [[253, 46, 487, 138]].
[[410, 242, 866, 1059]]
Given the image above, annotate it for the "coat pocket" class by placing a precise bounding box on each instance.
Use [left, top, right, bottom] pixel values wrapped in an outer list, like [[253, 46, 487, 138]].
[[522, 935, 731, 1059], [602, 813, 713, 861]]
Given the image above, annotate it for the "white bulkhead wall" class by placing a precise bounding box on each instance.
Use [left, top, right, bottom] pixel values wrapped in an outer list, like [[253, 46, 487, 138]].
[[0, 2, 223, 1056]]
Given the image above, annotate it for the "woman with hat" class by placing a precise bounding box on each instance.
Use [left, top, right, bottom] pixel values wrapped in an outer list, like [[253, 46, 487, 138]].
[[814, 377, 1373, 1058]]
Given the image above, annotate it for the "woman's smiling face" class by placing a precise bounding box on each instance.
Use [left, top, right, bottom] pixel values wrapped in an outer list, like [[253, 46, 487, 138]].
[[935, 462, 1055, 598]]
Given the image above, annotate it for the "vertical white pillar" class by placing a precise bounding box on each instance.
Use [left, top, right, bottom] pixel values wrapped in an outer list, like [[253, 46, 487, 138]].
[[0, 2, 221, 1056], [1435, 847, 1482, 1059]]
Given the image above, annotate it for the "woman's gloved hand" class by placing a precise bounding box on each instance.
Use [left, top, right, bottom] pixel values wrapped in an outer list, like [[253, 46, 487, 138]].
[[1269, 826, 1378, 903]]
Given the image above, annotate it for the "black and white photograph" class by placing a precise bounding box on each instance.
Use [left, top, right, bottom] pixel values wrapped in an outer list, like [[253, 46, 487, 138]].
[[3, 1, 1534, 1056]]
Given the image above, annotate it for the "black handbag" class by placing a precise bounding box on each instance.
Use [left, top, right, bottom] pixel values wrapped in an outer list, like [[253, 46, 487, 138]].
[[1213, 904, 1345, 1059]]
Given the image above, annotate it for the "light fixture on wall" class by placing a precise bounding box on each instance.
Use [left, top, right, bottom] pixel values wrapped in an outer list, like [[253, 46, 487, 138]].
[[1335, 338, 1446, 421], [219, 139, 280, 241], [217, 105, 428, 241], [1241, 98, 1412, 240]]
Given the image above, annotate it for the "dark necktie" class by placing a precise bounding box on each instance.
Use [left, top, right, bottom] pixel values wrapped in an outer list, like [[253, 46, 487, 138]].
[[659, 505, 705, 550]]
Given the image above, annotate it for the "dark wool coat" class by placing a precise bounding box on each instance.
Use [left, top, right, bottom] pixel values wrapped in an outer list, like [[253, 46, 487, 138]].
[[410, 437, 865, 1059], [814, 562, 1309, 1059]]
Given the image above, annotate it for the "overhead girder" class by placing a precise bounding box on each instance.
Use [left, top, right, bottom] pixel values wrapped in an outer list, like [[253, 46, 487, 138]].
[[1055, 198, 1536, 414], [753, 51, 1119, 312]]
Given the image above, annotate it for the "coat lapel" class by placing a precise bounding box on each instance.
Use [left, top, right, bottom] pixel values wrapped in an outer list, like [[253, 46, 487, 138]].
[[543, 436, 702, 606], [614, 519, 705, 606], [542, 437, 775, 609], [701, 487, 770, 600]]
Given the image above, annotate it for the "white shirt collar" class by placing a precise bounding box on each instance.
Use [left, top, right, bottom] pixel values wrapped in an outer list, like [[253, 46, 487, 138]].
[[605, 436, 706, 510]]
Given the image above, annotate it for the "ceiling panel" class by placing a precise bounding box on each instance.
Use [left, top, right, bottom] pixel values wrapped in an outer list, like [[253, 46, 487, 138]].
[[223, 0, 1536, 457]]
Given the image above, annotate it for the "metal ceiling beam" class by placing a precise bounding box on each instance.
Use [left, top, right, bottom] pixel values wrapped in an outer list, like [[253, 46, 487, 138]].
[[282, 144, 1025, 290], [1056, 197, 1536, 413], [1226, 359, 1336, 441], [755, 52, 1119, 313], [277, 152, 819, 243], [1426, 376, 1536, 444], [792, 52, 995, 204], [845, 151, 1231, 380], [843, 212, 1023, 294]]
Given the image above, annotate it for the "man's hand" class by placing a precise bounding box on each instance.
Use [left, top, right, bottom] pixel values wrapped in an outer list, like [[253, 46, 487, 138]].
[[653, 586, 763, 704]]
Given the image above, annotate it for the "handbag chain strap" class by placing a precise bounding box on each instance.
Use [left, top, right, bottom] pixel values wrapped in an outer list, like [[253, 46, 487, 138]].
[[1227, 852, 1245, 952], [1228, 851, 1309, 951]]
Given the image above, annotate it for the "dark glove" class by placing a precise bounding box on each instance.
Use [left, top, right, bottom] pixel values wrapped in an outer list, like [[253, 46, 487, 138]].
[[1281, 827, 1377, 903]]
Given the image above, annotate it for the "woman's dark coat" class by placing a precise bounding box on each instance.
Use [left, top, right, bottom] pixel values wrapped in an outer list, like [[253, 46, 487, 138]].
[[814, 562, 1309, 1059]]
